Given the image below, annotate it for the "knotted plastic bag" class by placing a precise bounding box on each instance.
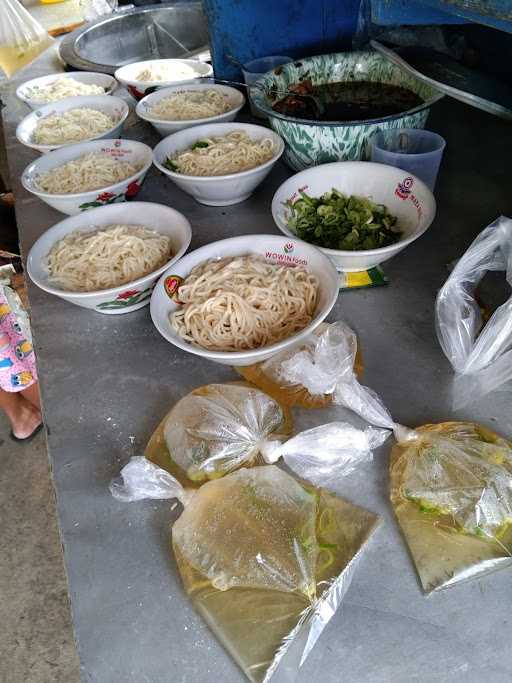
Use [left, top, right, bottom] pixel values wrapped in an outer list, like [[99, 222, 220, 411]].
[[390, 421, 512, 592], [112, 461, 318, 600], [0, 0, 53, 78], [145, 381, 388, 487], [242, 320, 410, 441], [238, 322, 363, 408], [111, 460, 381, 682], [436, 216, 512, 406]]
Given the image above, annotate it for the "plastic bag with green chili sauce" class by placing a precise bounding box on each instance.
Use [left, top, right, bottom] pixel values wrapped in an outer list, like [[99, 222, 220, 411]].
[[110, 460, 380, 682], [390, 421, 512, 593]]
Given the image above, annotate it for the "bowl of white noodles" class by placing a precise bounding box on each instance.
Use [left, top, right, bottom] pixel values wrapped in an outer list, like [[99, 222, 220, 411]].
[[153, 122, 285, 206], [16, 72, 117, 110], [27, 202, 192, 314], [150, 234, 339, 365], [136, 84, 245, 136], [115, 59, 213, 101], [16, 95, 129, 154], [22, 138, 153, 216]]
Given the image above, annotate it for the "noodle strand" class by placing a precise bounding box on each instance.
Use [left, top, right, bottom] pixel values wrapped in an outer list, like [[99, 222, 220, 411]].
[[170, 256, 318, 351], [171, 131, 275, 176], [47, 225, 172, 292], [37, 153, 141, 194], [149, 90, 231, 121]]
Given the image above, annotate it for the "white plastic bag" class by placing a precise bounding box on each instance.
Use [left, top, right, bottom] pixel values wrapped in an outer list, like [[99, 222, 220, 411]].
[[436, 216, 512, 404]]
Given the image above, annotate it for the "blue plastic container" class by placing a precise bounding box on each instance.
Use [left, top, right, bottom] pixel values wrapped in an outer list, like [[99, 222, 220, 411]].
[[202, 0, 361, 80]]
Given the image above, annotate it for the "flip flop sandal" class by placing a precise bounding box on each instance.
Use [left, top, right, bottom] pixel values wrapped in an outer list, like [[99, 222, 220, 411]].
[[10, 422, 44, 443]]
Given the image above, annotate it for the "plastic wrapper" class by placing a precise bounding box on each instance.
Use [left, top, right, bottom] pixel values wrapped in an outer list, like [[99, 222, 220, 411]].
[[144, 382, 293, 485], [240, 320, 408, 440], [0, 0, 53, 79], [144, 381, 388, 488], [237, 322, 363, 408], [111, 460, 380, 682], [390, 421, 512, 593], [436, 216, 512, 406], [79, 0, 118, 22]]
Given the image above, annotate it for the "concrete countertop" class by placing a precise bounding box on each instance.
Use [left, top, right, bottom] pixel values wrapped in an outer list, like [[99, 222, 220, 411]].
[[2, 50, 512, 683]]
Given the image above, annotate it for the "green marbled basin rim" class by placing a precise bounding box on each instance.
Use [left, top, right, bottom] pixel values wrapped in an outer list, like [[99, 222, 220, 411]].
[[250, 50, 443, 126], [249, 51, 444, 171]]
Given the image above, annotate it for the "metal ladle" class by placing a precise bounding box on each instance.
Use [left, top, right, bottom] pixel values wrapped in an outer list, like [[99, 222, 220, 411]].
[[199, 77, 325, 117]]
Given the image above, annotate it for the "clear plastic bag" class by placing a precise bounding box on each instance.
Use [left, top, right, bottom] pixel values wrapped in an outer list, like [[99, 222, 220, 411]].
[[390, 421, 512, 592], [238, 322, 363, 408], [244, 321, 410, 441], [436, 216, 512, 405], [145, 383, 293, 485], [144, 381, 387, 487], [261, 421, 389, 486], [79, 0, 118, 22], [112, 461, 318, 599], [0, 0, 53, 79], [111, 459, 381, 682]]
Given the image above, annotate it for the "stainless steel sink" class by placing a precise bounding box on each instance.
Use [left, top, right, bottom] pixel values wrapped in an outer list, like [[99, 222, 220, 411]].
[[60, 3, 210, 74]]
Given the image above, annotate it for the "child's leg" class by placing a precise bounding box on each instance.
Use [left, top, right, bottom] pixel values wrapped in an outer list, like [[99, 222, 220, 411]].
[[0, 388, 42, 439], [21, 382, 41, 411]]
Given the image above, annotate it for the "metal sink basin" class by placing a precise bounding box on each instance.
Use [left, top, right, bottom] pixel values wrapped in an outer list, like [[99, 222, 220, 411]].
[[60, 3, 210, 74]]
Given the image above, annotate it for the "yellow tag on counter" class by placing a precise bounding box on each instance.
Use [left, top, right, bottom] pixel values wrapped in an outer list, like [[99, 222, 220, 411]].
[[339, 266, 388, 290]]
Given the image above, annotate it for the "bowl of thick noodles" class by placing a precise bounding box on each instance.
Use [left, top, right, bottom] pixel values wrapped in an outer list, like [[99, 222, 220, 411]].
[[153, 122, 285, 206], [21, 138, 153, 216], [115, 58, 213, 101], [27, 202, 192, 314], [16, 72, 117, 110], [16, 95, 130, 154], [136, 84, 245, 136], [150, 234, 339, 365]]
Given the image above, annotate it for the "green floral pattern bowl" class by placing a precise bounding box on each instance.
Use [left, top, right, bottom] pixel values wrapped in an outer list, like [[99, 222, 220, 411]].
[[250, 51, 443, 171]]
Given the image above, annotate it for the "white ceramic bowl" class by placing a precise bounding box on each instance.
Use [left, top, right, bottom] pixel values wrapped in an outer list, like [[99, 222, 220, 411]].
[[150, 234, 339, 366], [153, 122, 284, 206], [27, 202, 192, 315], [136, 84, 245, 136], [16, 72, 117, 110], [115, 59, 213, 101], [21, 138, 153, 216], [16, 95, 130, 154], [271, 162, 436, 272]]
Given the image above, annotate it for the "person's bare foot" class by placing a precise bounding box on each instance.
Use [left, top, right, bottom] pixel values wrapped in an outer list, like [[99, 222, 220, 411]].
[[11, 400, 42, 440]]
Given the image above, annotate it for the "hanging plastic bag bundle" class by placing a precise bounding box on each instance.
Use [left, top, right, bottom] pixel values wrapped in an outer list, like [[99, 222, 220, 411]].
[[144, 381, 388, 487], [237, 322, 363, 408], [436, 216, 512, 407], [110, 460, 380, 682], [0, 0, 53, 79], [390, 421, 512, 592]]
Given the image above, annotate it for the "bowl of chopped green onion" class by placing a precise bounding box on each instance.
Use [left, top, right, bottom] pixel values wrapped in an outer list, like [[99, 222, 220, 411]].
[[271, 161, 436, 271]]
